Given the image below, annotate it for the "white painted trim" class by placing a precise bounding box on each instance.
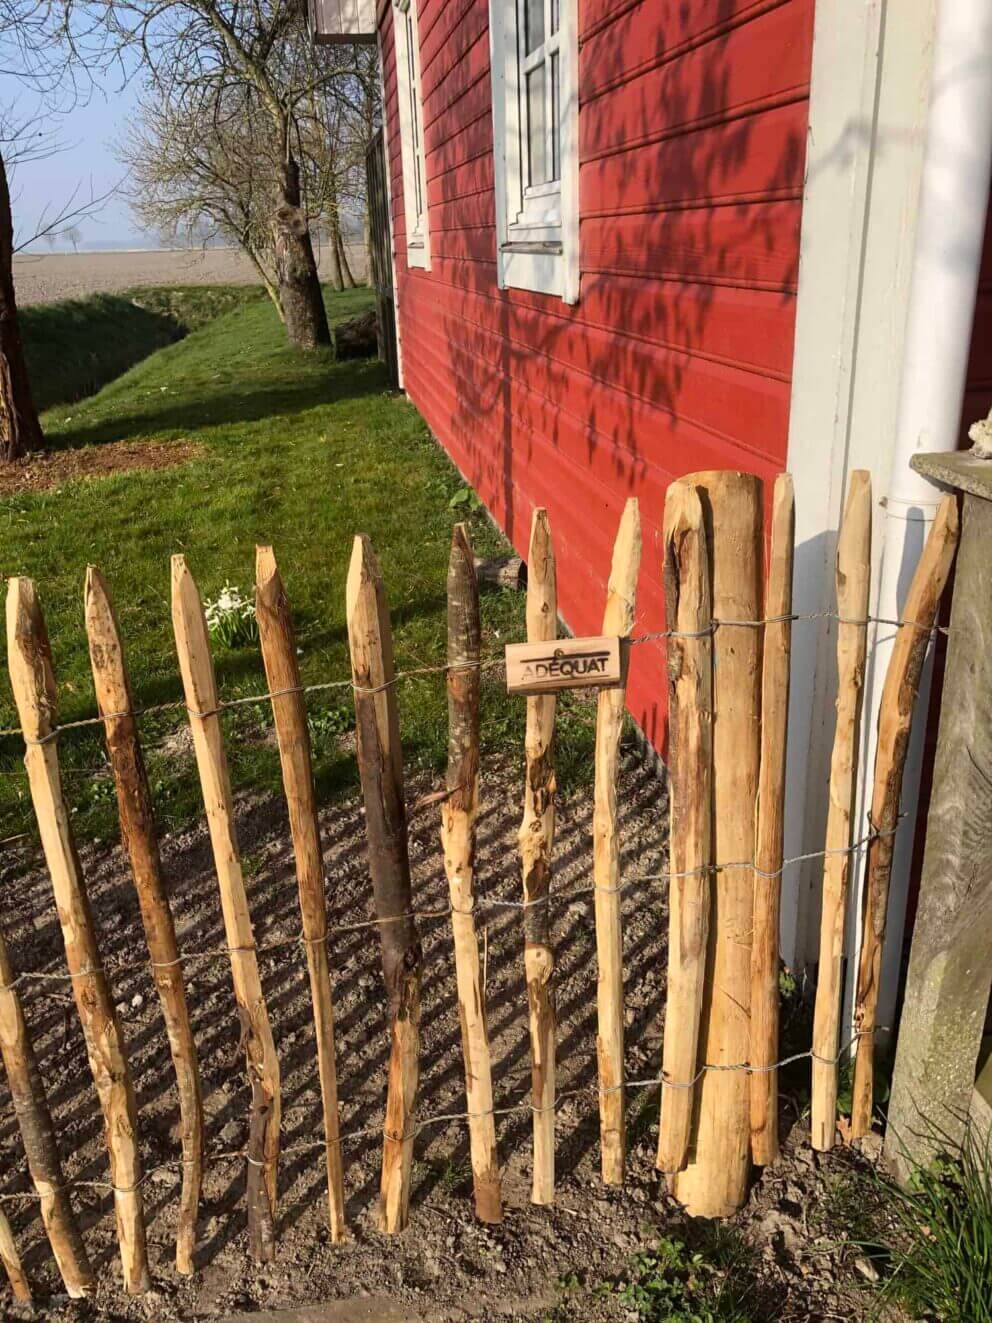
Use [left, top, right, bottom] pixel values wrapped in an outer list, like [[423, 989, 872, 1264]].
[[392, 0, 431, 271], [488, 0, 579, 303], [783, 0, 938, 1001]]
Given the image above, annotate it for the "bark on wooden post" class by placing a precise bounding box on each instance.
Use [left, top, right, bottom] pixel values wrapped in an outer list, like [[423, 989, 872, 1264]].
[[810, 471, 872, 1152], [171, 556, 281, 1262], [346, 534, 422, 1234], [885, 452, 992, 1179], [519, 508, 558, 1206], [672, 472, 763, 1219], [0, 1209, 30, 1303], [255, 545, 346, 1242], [750, 474, 795, 1166], [6, 577, 150, 1294], [84, 566, 203, 1275], [593, 497, 642, 1185], [441, 523, 502, 1223], [851, 494, 959, 1138], [657, 483, 713, 1177], [0, 925, 93, 1297]]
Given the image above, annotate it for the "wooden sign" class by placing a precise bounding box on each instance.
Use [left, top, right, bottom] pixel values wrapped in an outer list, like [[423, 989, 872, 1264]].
[[505, 636, 622, 695]]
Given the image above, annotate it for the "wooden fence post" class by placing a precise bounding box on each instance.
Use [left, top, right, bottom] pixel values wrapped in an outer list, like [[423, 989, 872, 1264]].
[[593, 498, 641, 1185], [441, 524, 502, 1223], [0, 1209, 30, 1303], [255, 546, 346, 1243], [673, 472, 763, 1219], [851, 494, 959, 1137], [346, 534, 422, 1234], [657, 483, 713, 1176], [171, 556, 281, 1262], [519, 508, 557, 1206], [6, 577, 151, 1294], [810, 471, 872, 1151], [84, 566, 204, 1275], [0, 925, 93, 1297], [750, 474, 795, 1166]]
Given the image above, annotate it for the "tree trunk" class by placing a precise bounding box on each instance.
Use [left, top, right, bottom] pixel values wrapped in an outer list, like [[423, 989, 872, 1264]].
[[324, 221, 344, 293], [336, 226, 356, 289], [272, 154, 330, 348], [0, 152, 43, 461]]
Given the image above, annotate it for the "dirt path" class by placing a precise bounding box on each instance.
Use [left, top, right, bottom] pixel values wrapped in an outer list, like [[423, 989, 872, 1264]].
[[13, 247, 367, 306], [0, 746, 885, 1320]]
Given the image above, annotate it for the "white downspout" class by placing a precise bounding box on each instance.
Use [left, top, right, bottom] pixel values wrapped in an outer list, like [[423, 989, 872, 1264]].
[[851, 0, 992, 1042]]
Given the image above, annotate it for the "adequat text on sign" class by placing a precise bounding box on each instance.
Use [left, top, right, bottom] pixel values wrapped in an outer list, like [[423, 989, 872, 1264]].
[[504, 636, 623, 695]]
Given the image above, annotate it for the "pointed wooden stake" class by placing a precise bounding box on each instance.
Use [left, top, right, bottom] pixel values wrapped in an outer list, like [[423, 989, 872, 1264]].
[[6, 577, 150, 1294], [810, 471, 873, 1151], [442, 524, 502, 1223], [673, 471, 763, 1219], [519, 508, 558, 1206], [750, 474, 795, 1166], [657, 483, 713, 1175], [171, 556, 280, 1262], [851, 494, 959, 1137], [255, 546, 346, 1242], [593, 498, 641, 1185], [85, 565, 203, 1274], [346, 535, 422, 1233], [0, 924, 93, 1297], [0, 1208, 31, 1303]]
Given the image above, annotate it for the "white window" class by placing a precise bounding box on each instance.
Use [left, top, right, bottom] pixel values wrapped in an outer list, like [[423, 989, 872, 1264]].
[[489, 0, 579, 302], [393, 0, 430, 270]]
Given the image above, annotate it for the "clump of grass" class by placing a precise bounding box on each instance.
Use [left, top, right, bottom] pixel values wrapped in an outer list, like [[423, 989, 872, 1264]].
[[875, 1124, 992, 1321]]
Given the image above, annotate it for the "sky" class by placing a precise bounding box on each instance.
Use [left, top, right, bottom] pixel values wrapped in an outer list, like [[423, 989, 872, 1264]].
[[2, 68, 147, 250]]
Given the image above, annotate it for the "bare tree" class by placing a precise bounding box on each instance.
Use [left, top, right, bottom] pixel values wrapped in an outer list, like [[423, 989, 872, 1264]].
[[89, 0, 371, 348]]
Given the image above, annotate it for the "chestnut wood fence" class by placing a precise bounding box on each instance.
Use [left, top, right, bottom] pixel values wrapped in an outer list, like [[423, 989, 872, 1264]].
[[0, 469, 959, 1303]]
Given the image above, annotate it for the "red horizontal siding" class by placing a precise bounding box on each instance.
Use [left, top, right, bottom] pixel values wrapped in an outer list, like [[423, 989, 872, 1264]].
[[381, 0, 813, 756]]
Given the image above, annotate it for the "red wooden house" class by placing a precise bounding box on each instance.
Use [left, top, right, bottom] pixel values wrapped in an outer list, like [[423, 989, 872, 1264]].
[[315, 0, 992, 1016]]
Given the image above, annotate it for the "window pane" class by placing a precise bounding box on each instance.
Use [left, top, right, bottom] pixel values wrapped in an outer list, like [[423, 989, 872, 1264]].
[[524, 0, 544, 54], [550, 0, 559, 35], [550, 50, 560, 181], [526, 62, 547, 186]]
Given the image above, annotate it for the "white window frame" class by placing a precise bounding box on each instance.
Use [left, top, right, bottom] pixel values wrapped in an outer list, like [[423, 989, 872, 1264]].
[[393, 0, 430, 270], [489, 0, 579, 303]]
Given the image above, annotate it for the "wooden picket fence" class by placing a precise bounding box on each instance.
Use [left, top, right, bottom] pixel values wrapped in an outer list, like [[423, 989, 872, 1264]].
[[0, 468, 960, 1304]]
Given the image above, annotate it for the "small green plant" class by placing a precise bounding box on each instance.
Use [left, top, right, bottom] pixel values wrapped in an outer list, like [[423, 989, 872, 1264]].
[[203, 582, 259, 649], [597, 1233, 756, 1321], [873, 1124, 992, 1321], [307, 704, 352, 749], [448, 485, 482, 513]]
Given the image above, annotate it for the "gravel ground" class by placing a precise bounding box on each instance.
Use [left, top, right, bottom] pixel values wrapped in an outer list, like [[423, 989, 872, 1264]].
[[0, 740, 889, 1320], [12, 248, 367, 307]]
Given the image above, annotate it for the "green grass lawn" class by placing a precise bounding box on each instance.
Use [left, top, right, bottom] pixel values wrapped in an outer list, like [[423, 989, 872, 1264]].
[[0, 285, 551, 842]]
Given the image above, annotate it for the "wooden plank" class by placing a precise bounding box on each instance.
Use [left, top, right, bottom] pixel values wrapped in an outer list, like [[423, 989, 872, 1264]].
[[0, 926, 93, 1297], [672, 471, 762, 1218], [810, 471, 872, 1151], [505, 636, 622, 694], [593, 498, 641, 1185], [171, 556, 281, 1262], [442, 524, 502, 1223], [346, 534, 422, 1234], [750, 473, 795, 1166], [519, 508, 558, 1206], [656, 482, 713, 1175], [84, 565, 203, 1275], [6, 577, 150, 1294], [851, 494, 959, 1137], [0, 1208, 30, 1303], [255, 546, 346, 1243]]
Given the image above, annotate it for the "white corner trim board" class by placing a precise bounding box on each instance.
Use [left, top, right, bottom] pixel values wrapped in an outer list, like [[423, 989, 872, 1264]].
[[488, 0, 579, 303], [392, 0, 431, 271]]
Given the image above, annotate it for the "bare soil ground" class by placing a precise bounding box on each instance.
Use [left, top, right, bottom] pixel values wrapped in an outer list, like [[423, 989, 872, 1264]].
[[0, 745, 885, 1320], [0, 439, 204, 495], [13, 248, 367, 307]]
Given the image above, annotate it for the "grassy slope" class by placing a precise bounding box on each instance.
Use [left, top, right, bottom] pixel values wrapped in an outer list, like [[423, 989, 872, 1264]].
[[0, 286, 538, 840], [20, 285, 266, 414]]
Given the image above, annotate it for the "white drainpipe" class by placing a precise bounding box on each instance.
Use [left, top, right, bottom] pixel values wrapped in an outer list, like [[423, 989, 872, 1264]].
[[851, 0, 992, 1041]]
